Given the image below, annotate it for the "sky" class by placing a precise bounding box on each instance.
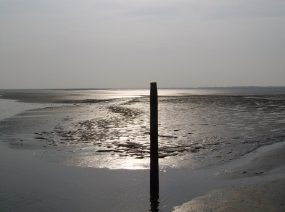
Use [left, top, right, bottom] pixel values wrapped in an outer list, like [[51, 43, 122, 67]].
[[0, 0, 285, 89]]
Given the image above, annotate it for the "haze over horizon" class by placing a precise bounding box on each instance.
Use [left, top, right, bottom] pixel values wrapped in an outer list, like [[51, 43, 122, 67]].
[[1, 0, 285, 89]]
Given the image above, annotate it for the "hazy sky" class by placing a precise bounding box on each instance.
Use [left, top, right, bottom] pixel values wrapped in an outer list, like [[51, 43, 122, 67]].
[[1, 0, 285, 88]]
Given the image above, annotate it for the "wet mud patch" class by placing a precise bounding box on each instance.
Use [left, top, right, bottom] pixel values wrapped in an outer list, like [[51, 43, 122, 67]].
[[1, 94, 285, 169], [30, 101, 211, 161], [108, 105, 142, 118]]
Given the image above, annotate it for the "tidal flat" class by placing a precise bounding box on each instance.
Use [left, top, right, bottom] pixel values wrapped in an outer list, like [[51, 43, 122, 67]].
[[0, 88, 285, 211]]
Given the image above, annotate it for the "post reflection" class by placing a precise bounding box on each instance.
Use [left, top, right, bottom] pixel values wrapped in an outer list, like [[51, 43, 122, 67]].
[[150, 193, 159, 212]]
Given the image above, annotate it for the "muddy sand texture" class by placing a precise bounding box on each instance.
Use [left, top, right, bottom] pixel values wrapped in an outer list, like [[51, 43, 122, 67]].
[[173, 142, 285, 212], [173, 179, 285, 212]]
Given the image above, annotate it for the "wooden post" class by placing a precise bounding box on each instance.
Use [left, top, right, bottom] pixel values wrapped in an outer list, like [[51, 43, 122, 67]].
[[150, 82, 159, 205]]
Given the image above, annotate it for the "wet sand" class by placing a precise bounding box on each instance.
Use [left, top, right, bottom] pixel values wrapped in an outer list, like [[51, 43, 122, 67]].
[[1, 92, 284, 170], [173, 179, 285, 212], [173, 142, 285, 212]]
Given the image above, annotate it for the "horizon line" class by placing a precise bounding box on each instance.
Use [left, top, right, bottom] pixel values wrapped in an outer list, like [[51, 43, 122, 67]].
[[1, 85, 285, 90]]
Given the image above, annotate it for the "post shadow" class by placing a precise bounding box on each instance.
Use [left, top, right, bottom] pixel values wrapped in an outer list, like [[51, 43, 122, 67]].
[[150, 82, 159, 212]]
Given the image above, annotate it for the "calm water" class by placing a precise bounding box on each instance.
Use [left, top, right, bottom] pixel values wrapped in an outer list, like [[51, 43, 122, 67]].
[[1, 87, 285, 169]]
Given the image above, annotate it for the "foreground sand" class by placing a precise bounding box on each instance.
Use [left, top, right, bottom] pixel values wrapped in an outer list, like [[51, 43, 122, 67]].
[[174, 179, 285, 212], [173, 142, 285, 212]]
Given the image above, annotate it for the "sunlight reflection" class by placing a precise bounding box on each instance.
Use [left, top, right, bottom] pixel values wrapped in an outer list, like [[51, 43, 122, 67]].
[[71, 89, 218, 101], [63, 151, 197, 170], [65, 155, 150, 170]]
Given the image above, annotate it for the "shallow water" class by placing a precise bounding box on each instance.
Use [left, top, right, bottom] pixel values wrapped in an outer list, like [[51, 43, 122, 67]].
[[0, 98, 44, 121]]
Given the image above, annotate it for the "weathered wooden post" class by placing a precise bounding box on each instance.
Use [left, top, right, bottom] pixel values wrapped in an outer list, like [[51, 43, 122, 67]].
[[150, 82, 159, 210]]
